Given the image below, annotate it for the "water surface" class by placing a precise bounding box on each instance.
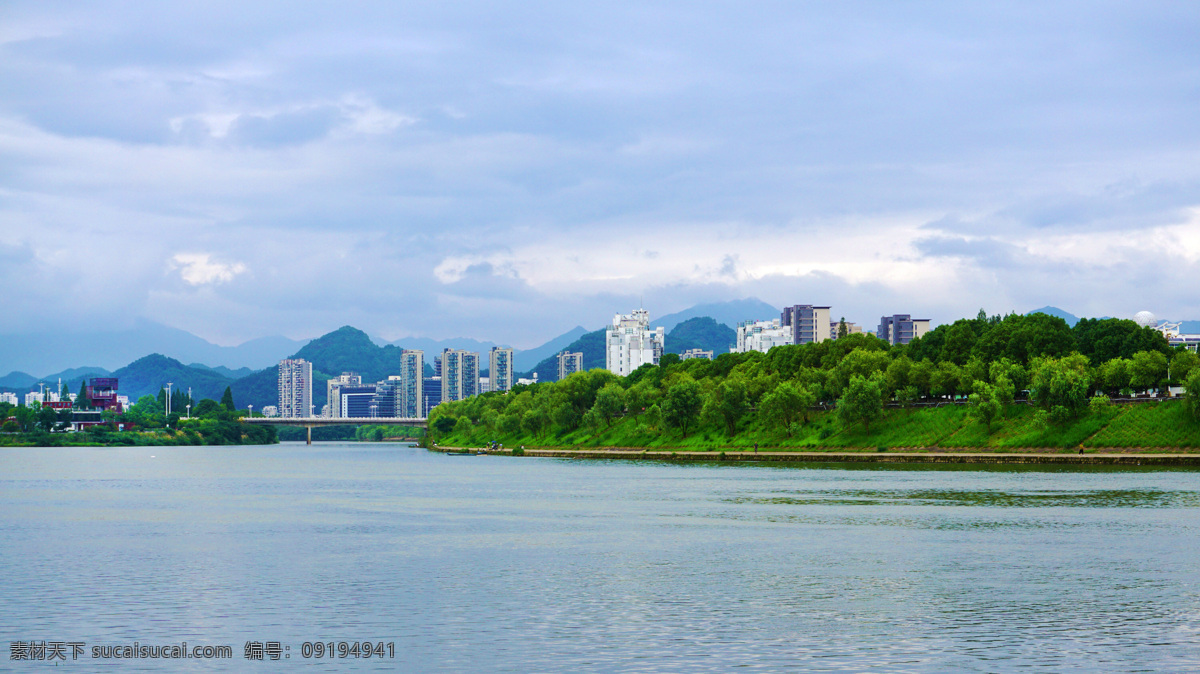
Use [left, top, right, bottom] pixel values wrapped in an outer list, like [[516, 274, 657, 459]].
[[3, 443, 1199, 671]]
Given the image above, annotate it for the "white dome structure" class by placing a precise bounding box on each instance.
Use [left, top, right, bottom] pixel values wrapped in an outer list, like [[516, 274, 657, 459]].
[[1133, 311, 1157, 328]]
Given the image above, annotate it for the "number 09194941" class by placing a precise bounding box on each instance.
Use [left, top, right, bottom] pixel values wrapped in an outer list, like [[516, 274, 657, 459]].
[[301, 642, 395, 658]]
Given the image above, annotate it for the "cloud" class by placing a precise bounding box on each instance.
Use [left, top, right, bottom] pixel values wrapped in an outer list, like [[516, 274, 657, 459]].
[[1, 1, 1200, 351], [170, 253, 247, 285]]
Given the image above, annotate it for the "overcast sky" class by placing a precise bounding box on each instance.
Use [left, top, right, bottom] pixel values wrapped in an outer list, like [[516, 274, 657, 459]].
[[3, 2, 1199, 348]]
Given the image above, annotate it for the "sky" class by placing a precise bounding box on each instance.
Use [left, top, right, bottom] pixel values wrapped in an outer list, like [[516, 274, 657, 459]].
[[3, 2, 1199, 348]]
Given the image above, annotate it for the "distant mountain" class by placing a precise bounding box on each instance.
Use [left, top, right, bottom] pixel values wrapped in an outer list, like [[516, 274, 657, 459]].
[[387, 336, 500, 365], [1027, 306, 1079, 327], [665, 317, 736, 355], [0, 319, 308, 375], [189, 363, 254, 379], [231, 326, 435, 413], [43, 366, 112, 382], [521, 329, 607, 383], [0, 371, 39, 390], [514, 326, 589, 371], [653, 298, 779, 332], [111, 354, 236, 402]]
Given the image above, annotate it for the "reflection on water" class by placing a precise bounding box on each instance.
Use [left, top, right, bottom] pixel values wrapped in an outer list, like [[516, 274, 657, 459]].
[[2, 443, 1200, 672], [730, 488, 1200, 508]]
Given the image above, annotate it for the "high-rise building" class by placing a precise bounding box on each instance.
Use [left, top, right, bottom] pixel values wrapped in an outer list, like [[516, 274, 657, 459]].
[[605, 309, 665, 377], [278, 358, 313, 418], [781, 305, 832, 345], [736, 319, 792, 353], [398, 349, 424, 417], [0, 392, 17, 406], [877, 314, 931, 346], [423, 377, 442, 416], [440, 349, 480, 403], [489, 347, 514, 393], [338, 385, 378, 418], [326, 372, 362, 418], [557, 351, 584, 380]]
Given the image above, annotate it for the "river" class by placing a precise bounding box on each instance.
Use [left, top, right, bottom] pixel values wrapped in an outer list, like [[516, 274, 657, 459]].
[[2, 442, 1198, 671]]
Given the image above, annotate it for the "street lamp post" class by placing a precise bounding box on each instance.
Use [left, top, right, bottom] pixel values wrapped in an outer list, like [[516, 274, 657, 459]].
[[166, 382, 173, 416], [248, 404, 254, 418], [186, 403, 191, 419]]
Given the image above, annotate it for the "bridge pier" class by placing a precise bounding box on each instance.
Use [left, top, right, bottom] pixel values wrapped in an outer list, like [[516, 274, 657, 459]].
[[306, 425, 313, 445]]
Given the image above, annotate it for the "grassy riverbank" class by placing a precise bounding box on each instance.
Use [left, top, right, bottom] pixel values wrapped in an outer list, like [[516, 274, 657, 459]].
[[434, 400, 1200, 452]]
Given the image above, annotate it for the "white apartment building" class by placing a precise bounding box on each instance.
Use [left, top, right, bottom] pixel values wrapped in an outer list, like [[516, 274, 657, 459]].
[[605, 309, 665, 377], [261, 405, 279, 417], [489, 347, 514, 393], [440, 349, 480, 403], [557, 351, 583, 380], [736, 319, 793, 354], [278, 358, 313, 418], [24, 391, 43, 407], [681, 348, 713, 360], [0, 392, 18, 406]]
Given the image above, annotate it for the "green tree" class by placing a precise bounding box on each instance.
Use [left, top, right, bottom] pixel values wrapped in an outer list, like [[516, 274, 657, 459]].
[[837, 317, 848, 339], [1171, 350, 1200, 384], [75, 381, 90, 409], [703, 378, 749, 436], [591, 383, 625, 427], [1029, 354, 1092, 419], [1098, 358, 1132, 396], [662, 377, 702, 436], [1185, 368, 1200, 421], [37, 404, 58, 432], [220, 386, 236, 412], [968, 381, 1002, 433], [836, 374, 884, 432], [522, 408, 550, 438], [1130, 350, 1168, 393], [759, 381, 813, 436]]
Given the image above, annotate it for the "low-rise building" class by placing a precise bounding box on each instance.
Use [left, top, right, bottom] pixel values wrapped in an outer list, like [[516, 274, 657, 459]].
[[830, 320, 863, 339], [681, 348, 713, 360], [877, 314, 931, 346], [736, 319, 792, 354]]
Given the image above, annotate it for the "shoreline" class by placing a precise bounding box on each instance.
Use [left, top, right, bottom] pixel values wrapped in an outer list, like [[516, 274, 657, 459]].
[[433, 446, 1200, 466]]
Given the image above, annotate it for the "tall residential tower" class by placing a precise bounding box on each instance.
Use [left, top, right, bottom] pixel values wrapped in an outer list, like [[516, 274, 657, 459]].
[[605, 309, 665, 377], [278, 358, 313, 418]]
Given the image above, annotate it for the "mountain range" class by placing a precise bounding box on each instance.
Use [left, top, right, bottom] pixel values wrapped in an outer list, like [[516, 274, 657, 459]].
[[5, 300, 1197, 413]]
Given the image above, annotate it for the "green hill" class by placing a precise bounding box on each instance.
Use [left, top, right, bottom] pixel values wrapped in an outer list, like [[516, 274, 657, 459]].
[[523, 328, 607, 382], [665, 317, 735, 356], [111, 354, 236, 402]]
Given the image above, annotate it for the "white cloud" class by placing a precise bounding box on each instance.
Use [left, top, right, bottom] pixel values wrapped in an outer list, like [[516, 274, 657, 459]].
[[170, 253, 246, 286]]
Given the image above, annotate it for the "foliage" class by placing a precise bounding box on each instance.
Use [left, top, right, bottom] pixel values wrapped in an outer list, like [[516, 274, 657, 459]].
[[1029, 354, 1092, 419], [836, 374, 884, 432], [968, 381, 1003, 433], [661, 377, 702, 436], [1186, 368, 1200, 422], [220, 386, 236, 411]]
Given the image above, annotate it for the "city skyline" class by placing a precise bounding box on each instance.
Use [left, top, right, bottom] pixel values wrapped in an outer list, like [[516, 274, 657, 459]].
[[3, 3, 1199, 348]]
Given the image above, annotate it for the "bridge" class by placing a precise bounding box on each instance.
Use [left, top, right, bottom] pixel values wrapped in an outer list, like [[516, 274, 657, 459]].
[[242, 417, 427, 444]]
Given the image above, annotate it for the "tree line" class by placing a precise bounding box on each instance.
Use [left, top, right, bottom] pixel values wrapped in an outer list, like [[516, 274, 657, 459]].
[[428, 311, 1200, 444]]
